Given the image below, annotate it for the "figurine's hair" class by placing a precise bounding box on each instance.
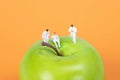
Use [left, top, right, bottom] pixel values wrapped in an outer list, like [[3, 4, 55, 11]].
[[71, 24, 74, 27], [46, 29, 49, 31]]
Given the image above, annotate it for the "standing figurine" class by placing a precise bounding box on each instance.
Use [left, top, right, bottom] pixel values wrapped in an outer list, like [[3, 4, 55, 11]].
[[51, 32, 61, 48], [68, 24, 77, 44], [42, 29, 50, 42]]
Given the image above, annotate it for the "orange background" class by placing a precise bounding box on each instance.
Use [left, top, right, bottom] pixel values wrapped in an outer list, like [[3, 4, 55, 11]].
[[0, 0, 120, 80]]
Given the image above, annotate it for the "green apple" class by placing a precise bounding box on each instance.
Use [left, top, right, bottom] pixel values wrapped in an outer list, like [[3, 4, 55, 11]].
[[20, 36, 104, 80]]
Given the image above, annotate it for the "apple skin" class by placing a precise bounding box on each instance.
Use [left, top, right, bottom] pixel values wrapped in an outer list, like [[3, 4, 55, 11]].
[[20, 36, 104, 80]]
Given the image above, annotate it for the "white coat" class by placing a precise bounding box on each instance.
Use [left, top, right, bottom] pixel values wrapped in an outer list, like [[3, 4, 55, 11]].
[[68, 26, 77, 37], [51, 35, 59, 42], [68, 26, 77, 44], [42, 31, 50, 42], [51, 34, 61, 48]]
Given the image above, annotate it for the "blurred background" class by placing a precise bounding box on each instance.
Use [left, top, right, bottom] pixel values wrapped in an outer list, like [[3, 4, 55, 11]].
[[0, 0, 120, 80]]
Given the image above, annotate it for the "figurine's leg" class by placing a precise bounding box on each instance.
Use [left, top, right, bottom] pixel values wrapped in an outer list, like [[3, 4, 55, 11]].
[[73, 37, 76, 44], [57, 40, 61, 48], [43, 39, 47, 42], [46, 39, 49, 42], [54, 41, 58, 48], [44, 39, 48, 43], [72, 33, 76, 44]]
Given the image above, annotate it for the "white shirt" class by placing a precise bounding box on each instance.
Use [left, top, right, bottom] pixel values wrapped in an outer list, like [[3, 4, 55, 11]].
[[51, 34, 60, 42], [42, 31, 50, 39], [68, 26, 77, 33]]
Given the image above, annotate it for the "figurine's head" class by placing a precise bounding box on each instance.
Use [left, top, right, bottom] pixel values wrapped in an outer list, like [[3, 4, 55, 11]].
[[54, 32, 56, 35], [46, 29, 49, 32], [70, 24, 74, 27]]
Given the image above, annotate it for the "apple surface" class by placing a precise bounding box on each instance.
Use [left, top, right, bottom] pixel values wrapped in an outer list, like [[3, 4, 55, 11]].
[[20, 36, 104, 80]]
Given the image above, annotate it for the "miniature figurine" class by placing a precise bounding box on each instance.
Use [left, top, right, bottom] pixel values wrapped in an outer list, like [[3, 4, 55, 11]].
[[68, 24, 77, 44], [42, 29, 50, 42], [51, 32, 61, 48]]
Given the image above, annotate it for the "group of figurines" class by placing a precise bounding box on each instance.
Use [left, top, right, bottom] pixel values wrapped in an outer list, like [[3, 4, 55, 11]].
[[42, 24, 77, 48]]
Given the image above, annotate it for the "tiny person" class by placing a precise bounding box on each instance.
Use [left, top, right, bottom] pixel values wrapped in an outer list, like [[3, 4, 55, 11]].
[[42, 29, 50, 42], [51, 32, 61, 48], [68, 24, 77, 44]]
